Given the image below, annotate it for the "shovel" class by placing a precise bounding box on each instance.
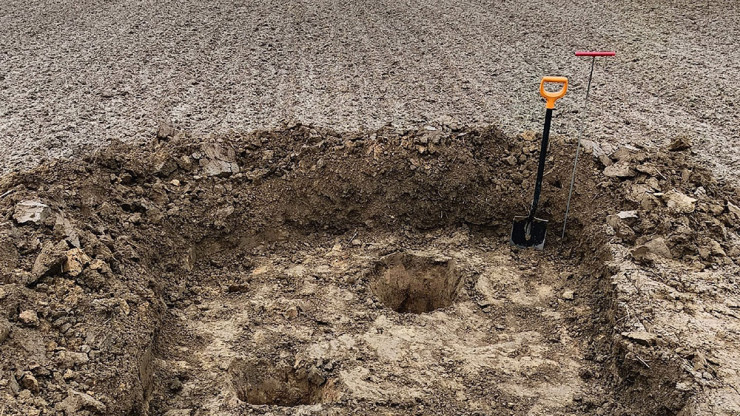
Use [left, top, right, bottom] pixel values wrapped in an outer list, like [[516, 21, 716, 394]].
[[511, 76, 568, 250]]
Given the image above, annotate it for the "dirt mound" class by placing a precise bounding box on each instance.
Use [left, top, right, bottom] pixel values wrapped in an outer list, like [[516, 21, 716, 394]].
[[0, 123, 738, 415]]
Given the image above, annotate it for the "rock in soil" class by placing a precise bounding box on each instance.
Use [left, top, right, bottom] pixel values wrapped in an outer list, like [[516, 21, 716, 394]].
[[31, 240, 68, 280], [603, 161, 636, 178], [13, 200, 51, 225], [58, 390, 107, 414], [18, 310, 39, 327], [662, 189, 698, 213], [622, 331, 658, 346]]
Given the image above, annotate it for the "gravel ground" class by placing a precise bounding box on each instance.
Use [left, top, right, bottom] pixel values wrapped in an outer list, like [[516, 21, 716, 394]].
[[1, 0, 738, 180]]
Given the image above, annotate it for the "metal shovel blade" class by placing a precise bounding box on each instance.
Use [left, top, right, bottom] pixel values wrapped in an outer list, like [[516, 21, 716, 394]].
[[510, 216, 548, 250]]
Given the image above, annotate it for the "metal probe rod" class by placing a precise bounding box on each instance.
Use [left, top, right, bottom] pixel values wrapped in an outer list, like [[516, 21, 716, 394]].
[[561, 56, 595, 239]]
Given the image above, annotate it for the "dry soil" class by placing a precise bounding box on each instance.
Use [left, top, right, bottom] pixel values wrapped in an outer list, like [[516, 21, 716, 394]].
[[0, 125, 739, 415], [0, 0, 739, 183]]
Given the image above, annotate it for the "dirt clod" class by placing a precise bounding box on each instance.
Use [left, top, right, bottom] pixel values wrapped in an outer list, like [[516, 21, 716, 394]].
[[662, 190, 697, 213], [18, 310, 39, 327], [604, 162, 636, 178], [668, 135, 693, 152], [622, 331, 658, 347], [58, 390, 107, 415]]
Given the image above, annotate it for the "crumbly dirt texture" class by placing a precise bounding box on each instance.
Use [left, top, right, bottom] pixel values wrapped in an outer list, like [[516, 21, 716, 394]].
[[1, 0, 739, 184], [0, 124, 738, 415]]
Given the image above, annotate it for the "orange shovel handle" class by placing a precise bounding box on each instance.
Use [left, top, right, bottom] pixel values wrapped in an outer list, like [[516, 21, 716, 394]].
[[539, 76, 568, 109]]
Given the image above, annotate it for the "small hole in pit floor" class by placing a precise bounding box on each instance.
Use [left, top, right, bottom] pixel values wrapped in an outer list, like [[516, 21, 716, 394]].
[[229, 358, 326, 406], [369, 252, 462, 314]]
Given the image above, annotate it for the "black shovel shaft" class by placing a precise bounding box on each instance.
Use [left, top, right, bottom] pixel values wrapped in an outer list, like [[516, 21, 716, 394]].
[[529, 108, 553, 221]]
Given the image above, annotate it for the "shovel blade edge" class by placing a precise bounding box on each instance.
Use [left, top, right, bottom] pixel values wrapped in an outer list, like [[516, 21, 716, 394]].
[[510, 216, 548, 250]]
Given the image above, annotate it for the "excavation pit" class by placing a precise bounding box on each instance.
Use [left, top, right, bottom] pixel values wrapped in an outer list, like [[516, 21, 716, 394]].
[[1, 124, 735, 415], [369, 252, 462, 314], [229, 358, 326, 407]]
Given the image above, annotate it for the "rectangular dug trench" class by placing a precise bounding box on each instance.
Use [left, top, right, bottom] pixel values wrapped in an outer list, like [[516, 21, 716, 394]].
[[139, 126, 706, 415], [4, 124, 730, 416]]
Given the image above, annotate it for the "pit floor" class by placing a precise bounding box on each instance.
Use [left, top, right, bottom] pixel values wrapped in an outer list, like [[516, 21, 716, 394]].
[[149, 228, 611, 415]]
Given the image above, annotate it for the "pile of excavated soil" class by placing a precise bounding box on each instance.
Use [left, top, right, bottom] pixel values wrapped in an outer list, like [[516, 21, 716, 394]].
[[0, 124, 738, 415]]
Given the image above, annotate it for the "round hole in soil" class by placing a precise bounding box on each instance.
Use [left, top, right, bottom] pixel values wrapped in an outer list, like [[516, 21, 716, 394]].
[[229, 358, 326, 406], [369, 252, 462, 314]]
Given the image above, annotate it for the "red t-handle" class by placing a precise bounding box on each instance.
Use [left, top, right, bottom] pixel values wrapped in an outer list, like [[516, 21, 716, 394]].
[[575, 51, 616, 57]]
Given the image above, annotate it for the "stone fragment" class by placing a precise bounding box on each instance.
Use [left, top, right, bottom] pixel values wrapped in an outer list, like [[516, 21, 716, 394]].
[[709, 240, 726, 257], [646, 176, 660, 191], [19, 310, 39, 327], [612, 147, 635, 162], [729, 245, 740, 259], [562, 290, 575, 300], [58, 390, 106, 415], [200, 143, 239, 177], [621, 331, 657, 346], [9, 373, 20, 395], [201, 159, 239, 177], [644, 237, 673, 259], [598, 154, 613, 167], [13, 201, 51, 225], [32, 240, 68, 279], [505, 155, 517, 166], [668, 135, 692, 151], [615, 223, 635, 240], [662, 190, 697, 213], [58, 351, 90, 368], [635, 164, 660, 177], [698, 246, 711, 260], [617, 210, 639, 220], [63, 248, 91, 277], [675, 381, 693, 392], [603, 162, 635, 178], [153, 154, 178, 177], [580, 139, 606, 157], [89, 258, 111, 274], [632, 237, 672, 263]]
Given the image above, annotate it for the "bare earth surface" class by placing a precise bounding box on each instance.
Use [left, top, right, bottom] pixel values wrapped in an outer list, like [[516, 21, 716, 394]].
[[1, 125, 739, 415], [1, 0, 739, 182], [2, 1, 740, 416]]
